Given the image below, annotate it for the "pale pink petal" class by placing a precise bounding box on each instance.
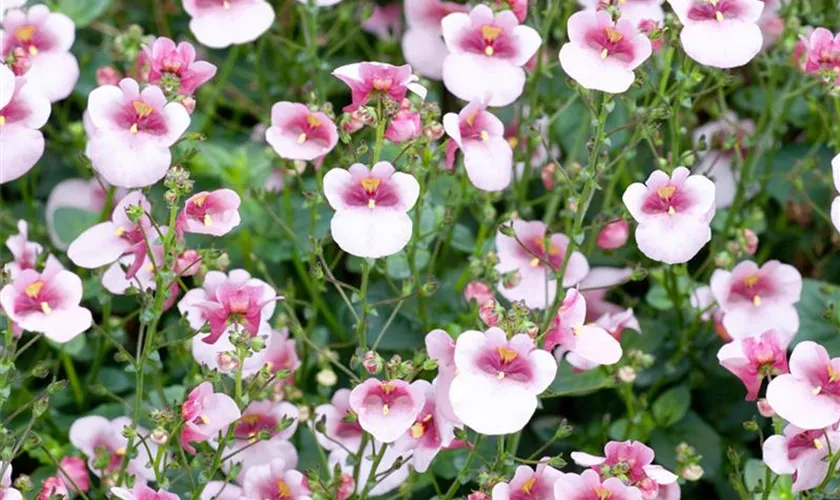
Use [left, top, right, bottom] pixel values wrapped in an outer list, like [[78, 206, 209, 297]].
[[559, 43, 635, 94], [89, 130, 173, 188], [402, 28, 449, 80], [462, 138, 513, 191], [442, 53, 526, 107], [680, 21, 762, 69], [330, 209, 413, 259], [0, 125, 44, 184], [635, 214, 711, 264], [25, 51, 79, 102], [67, 222, 131, 268], [449, 373, 538, 435], [766, 374, 840, 430]]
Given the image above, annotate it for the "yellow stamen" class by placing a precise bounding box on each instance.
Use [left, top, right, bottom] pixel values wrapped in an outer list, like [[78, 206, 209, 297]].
[[200, 415, 211, 424], [481, 25, 503, 41], [28, 46, 38, 56], [381, 382, 395, 394], [130, 123, 139, 134], [115, 226, 127, 237], [657, 185, 677, 199], [480, 130, 490, 141], [507, 136, 519, 149], [573, 326, 583, 336], [115, 447, 126, 456], [815, 439, 824, 450], [743, 274, 760, 287], [465, 112, 477, 127], [275, 481, 291, 497], [715, 11, 724, 22], [752, 295, 761, 307], [192, 194, 208, 207], [297, 132, 307, 144], [368, 199, 376, 209], [485, 46, 494, 56], [146, 263, 155, 273], [527, 257, 540, 267], [132, 100, 154, 118], [601, 48, 609, 59], [828, 364, 840, 383], [497, 346, 518, 364], [0, 116, 5, 127], [203, 214, 213, 226], [360, 177, 381, 193], [25, 281, 44, 298], [521, 477, 537, 494], [223, 0, 231, 8], [306, 114, 322, 127], [594, 487, 613, 500], [410, 422, 425, 439], [16, 26, 35, 42], [40, 302, 51, 314], [605, 27, 624, 43], [382, 404, 390, 415]]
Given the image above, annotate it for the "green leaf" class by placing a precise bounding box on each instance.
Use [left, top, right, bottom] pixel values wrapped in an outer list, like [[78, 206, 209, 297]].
[[652, 385, 691, 427], [794, 279, 840, 353], [57, 0, 112, 27], [385, 248, 430, 280], [52, 207, 99, 249], [650, 412, 723, 476], [549, 363, 613, 397]]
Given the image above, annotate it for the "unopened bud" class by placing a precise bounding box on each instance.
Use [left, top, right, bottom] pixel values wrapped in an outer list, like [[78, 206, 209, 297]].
[[337, 474, 355, 500], [681, 464, 704, 481], [316, 369, 337, 387], [597, 220, 630, 250], [216, 352, 239, 372], [180, 96, 196, 115], [464, 281, 493, 304], [478, 299, 500, 327], [150, 428, 169, 445], [617, 366, 637, 383], [362, 351, 384, 375], [96, 66, 122, 86], [467, 492, 491, 500], [757, 398, 775, 418], [742, 228, 758, 255]]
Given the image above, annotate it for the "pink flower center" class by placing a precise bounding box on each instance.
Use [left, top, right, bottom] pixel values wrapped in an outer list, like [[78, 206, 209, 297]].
[[234, 412, 277, 442], [113, 100, 169, 136], [809, 362, 840, 399], [0, 88, 30, 127], [286, 112, 332, 147], [459, 23, 517, 58], [363, 382, 414, 416], [409, 413, 440, 447], [14, 280, 59, 316], [521, 235, 564, 269], [729, 273, 773, 307], [342, 176, 400, 209], [476, 345, 534, 382], [256, 478, 292, 500], [585, 25, 636, 63], [2, 24, 55, 57], [687, 0, 745, 22], [184, 193, 225, 227], [641, 184, 692, 216], [510, 474, 553, 500], [787, 429, 827, 460]]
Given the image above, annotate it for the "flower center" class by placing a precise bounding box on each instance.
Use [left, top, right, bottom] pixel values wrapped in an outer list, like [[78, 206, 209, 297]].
[[25, 280, 44, 298], [497, 346, 518, 364], [594, 487, 613, 500], [520, 476, 537, 494], [372, 77, 393, 91]]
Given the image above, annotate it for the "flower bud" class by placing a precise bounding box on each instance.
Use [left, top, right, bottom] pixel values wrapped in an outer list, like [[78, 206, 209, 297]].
[[597, 220, 630, 250], [464, 281, 494, 304], [681, 464, 704, 481], [467, 492, 491, 500], [36, 477, 68, 500], [385, 109, 422, 143], [742, 228, 758, 255], [96, 66, 122, 86], [541, 163, 557, 190], [150, 428, 169, 445], [176, 249, 201, 277], [316, 368, 337, 387], [337, 474, 355, 500], [478, 299, 500, 327], [59, 456, 90, 493], [362, 351, 384, 375], [180, 96, 196, 115], [424, 122, 445, 140], [617, 366, 637, 383], [216, 352, 239, 372], [757, 398, 775, 418]]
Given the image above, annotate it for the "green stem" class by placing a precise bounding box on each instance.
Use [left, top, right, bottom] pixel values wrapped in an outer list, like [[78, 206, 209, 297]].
[[442, 435, 483, 500], [60, 351, 84, 407], [356, 260, 373, 353], [201, 45, 241, 134]]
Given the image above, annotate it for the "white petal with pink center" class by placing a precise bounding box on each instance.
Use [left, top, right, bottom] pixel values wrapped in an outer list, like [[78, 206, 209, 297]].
[[349, 379, 426, 443], [182, 0, 276, 49]]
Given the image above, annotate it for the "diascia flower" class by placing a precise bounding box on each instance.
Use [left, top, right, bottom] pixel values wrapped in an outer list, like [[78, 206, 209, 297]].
[[801, 28, 840, 86], [332, 62, 427, 112], [222, 400, 299, 482], [495, 220, 590, 310], [709, 260, 802, 338], [86, 79, 190, 188], [241, 458, 311, 500], [4, 220, 41, 277], [449, 327, 557, 435], [441, 4, 541, 106], [265, 102, 338, 161], [559, 10, 653, 94], [392, 379, 460, 472], [322, 161, 420, 259], [0, 257, 92, 343], [667, 0, 764, 69], [143, 37, 217, 95], [491, 462, 562, 499], [69, 416, 159, 482], [176, 189, 242, 237], [766, 341, 840, 430], [180, 382, 241, 453], [622, 167, 716, 264], [349, 378, 425, 443], [717, 329, 793, 400], [0, 63, 50, 184], [544, 289, 623, 369], [554, 469, 643, 500], [46, 179, 127, 250], [443, 97, 513, 192], [425, 329, 459, 423], [571, 441, 679, 500], [182, 0, 275, 49], [1, 5, 79, 102], [402, 0, 468, 80], [763, 423, 840, 492]]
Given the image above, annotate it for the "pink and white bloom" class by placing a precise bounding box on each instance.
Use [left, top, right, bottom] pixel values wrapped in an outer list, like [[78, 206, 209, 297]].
[[766, 341, 840, 430], [190, 323, 272, 376], [87, 78, 189, 187], [0, 463, 22, 500], [443, 97, 513, 192], [313, 389, 365, 453], [385, 107, 422, 143], [46, 179, 126, 250], [763, 424, 840, 492], [200, 482, 242, 500], [578, 0, 666, 25], [571, 441, 678, 500], [667, 0, 764, 69], [495, 220, 590, 310], [182, 0, 275, 49], [709, 260, 802, 338], [450, 328, 557, 435], [222, 401, 299, 482], [177, 189, 242, 237], [1, 5, 79, 102], [332, 62, 426, 112], [0, 63, 50, 184], [362, 3, 402, 40], [830, 154, 840, 233], [544, 289, 623, 368], [178, 269, 279, 345], [266, 102, 338, 161], [0, 0, 26, 22], [4, 220, 42, 277], [0, 258, 91, 343], [263, 327, 300, 389], [69, 416, 158, 482], [401, 0, 468, 80], [801, 28, 840, 86], [555, 469, 643, 500], [241, 459, 310, 500], [322, 162, 420, 259], [441, 4, 541, 106], [143, 37, 217, 95], [692, 113, 754, 209], [622, 167, 716, 264], [597, 220, 630, 250], [58, 456, 89, 494], [558, 10, 652, 94], [349, 379, 425, 443], [491, 462, 562, 500], [717, 329, 793, 400], [393, 379, 459, 472], [101, 244, 163, 295], [180, 382, 241, 453], [111, 485, 180, 500]]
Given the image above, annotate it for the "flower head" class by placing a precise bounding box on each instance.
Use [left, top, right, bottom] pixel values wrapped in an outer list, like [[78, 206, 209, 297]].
[[223, 401, 299, 483], [349, 379, 425, 443], [717, 329, 793, 400], [393, 379, 460, 472], [491, 462, 563, 499], [332, 62, 426, 112], [143, 37, 217, 95], [241, 458, 310, 500], [555, 469, 643, 500], [180, 382, 241, 453], [571, 441, 678, 499], [402, 0, 468, 80], [544, 289, 623, 369], [69, 416, 159, 482], [763, 423, 840, 492], [182, 0, 275, 48], [266, 102, 339, 161], [0, 63, 51, 184], [177, 189, 242, 237]]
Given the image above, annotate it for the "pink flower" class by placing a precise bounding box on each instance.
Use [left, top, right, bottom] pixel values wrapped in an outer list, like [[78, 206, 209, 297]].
[[495, 220, 590, 310], [69, 416, 159, 482], [545, 289, 623, 368], [59, 456, 90, 493], [579, 266, 634, 321], [200, 482, 242, 500], [763, 423, 840, 492], [491, 462, 562, 499], [86, 78, 190, 187], [46, 179, 127, 250], [332, 61, 426, 112], [441, 4, 541, 106], [101, 244, 163, 296], [443, 97, 513, 192], [4, 220, 42, 277], [177, 189, 242, 237], [692, 113, 754, 209], [178, 269, 279, 345], [362, 3, 402, 40], [766, 341, 840, 430], [313, 388, 365, 453], [667, 0, 764, 68], [111, 485, 180, 500], [758, 0, 783, 49], [801, 28, 840, 84], [336, 474, 355, 500], [322, 161, 420, 258], [96, 66, 122, 86], [559, 10, 652, 94], [494, 0, 528, 22], [555, 469, 643, 500], [1, 5, 79, 102], [180, 382, 241, 453], [464, 281, 494, 304], [176, 249, 202, 277], [263, 327, 301, 386], [622, 167, 716, 264], [143, 37, 217, 95], [67, 191, 153, 272], [450, 327, 557, 435], [595, 307, 640, 341], [578, 0, 665, 25], [182, 0, 275, 49], [385, 107, 422, 143], [571, 441, 678, 499], [0, 63, 50, 184], [393, 379, 460, 472], [223, 401, 299, 482], [37, 477, 68, 500], [266, 102, 339, 161], [241, 458, 310, 500], [402, 0, 468, 80], [709, 260, 802, 338], [597, 220, 630, 250], [831, 154, 840, 232], [717, 329, 793, 400], [425, 329, 459, 423], [348, 379, 425, 443], [0, 258, 91, 343], [190, 324, 272, 376]]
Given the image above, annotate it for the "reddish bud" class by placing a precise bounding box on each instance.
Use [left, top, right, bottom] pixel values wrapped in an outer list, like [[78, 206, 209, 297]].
[[337, 474, 355, 500], [464, 281, 493, 304], [59, 456, 90, 493], [757, 398, 776, 418], [9, 47, 31, 76], [176, 249, 202, 277], [96, 66, 122, 86], [180, 96, 196, 115], [478, 299, 500, 327], [597, 220, 630, 250], [468, 492, 491, 500], [742, 229, 758, 255]]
